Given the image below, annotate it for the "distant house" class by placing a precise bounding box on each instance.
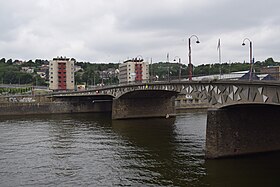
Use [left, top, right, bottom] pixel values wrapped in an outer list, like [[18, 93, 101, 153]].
[[260, 66, 280, 80], [14, 60, 24, 65], [77, 84, 86, 91], [37, 70, 47, 79], [21, 67, 34, 73], [40, 64, 49, 70], [74, 65, 83, 72]]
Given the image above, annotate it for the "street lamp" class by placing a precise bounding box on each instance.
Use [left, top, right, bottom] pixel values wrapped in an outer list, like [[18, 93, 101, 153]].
[[242, 38, 253, 81], [173, 56, 181, 81], [188, 35, 200, 81]]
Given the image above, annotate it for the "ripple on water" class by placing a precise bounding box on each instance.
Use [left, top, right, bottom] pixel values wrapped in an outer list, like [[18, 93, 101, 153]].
[[0, 113, 208, 187]]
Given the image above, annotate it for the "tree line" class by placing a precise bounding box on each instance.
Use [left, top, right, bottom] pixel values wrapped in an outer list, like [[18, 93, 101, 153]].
[[151, 57, 279, 80], [0, 58, 46, 85], [0, 57, 278, 86]]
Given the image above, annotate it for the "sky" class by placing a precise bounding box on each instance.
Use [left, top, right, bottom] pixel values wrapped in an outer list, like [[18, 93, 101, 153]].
[[0, 0, 279, 65]]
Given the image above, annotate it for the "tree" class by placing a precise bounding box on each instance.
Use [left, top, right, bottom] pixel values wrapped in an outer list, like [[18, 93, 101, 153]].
[[19, 73, 33, 84], [263, 58, 275, 66], [33, 75, 46, 86], [7, 59, 13, 65], [0, 58, 5, 63]]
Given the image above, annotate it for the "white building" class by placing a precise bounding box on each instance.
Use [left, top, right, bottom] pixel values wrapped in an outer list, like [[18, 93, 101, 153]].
[[49, 57, 75, 91], [118, 58, 149, 84], [21, 67, 34, 73]]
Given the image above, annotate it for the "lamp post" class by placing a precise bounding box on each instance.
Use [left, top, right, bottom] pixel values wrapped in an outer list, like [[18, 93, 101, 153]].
[[188, 35, 200, 81], [242, 38, 253, 81], [173, 56, 181, 81]]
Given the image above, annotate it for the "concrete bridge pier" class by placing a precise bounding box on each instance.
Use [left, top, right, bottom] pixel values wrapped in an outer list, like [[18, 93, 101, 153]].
[[206, 104, 280, 159], [112, 90, 177, 119]]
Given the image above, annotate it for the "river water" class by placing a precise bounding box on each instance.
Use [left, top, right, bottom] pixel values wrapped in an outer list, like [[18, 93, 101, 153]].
[[0, 113, 280, 187]]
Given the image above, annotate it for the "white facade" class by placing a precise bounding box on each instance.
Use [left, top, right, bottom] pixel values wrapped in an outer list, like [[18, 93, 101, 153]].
[[49, 57, 75, 91], [119, 59, 149, 84]]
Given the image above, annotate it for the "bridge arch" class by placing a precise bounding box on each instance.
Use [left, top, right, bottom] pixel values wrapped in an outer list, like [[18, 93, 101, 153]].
[[112, 89, 179, 119]]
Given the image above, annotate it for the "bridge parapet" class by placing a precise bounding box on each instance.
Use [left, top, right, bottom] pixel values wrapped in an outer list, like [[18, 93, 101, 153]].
[[50, 80, 280, 108], [50, 83, 181, 98], [182, 81, 280, 108]]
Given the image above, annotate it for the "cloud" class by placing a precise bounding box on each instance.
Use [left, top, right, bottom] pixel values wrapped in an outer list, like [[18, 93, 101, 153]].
[[0, 0, 279, 64]]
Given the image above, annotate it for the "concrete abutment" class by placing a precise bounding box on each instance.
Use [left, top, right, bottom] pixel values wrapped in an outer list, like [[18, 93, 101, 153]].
[[112, 96, 176, 119], [206, 104, 280, 158]]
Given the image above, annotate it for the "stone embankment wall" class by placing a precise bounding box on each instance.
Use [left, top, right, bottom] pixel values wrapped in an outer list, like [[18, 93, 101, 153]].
[[0, 95, 112, 116]]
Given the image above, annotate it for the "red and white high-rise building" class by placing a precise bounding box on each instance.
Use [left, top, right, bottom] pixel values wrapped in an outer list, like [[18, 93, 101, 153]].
[[49, 57, 75, 91], [118, 58, 149, 84]]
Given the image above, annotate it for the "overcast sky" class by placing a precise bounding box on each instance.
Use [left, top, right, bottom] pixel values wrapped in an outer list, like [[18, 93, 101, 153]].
[[0, 0, 279, 65]]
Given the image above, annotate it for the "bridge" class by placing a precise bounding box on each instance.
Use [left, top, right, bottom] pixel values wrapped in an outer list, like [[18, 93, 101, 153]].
[[50, 80, 280, 158], [51, 80, 280, 117]]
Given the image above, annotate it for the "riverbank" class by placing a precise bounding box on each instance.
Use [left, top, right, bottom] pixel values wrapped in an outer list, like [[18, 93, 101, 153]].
[[0, 95, 112, 116]]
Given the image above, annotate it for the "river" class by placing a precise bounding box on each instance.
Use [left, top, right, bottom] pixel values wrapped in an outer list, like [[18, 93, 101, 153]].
[[0, 113, 279, 187]]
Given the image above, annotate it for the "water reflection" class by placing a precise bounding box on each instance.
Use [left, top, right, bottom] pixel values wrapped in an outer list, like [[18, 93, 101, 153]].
[[112, 117, 206, 186], [112, 118, 176, 148], [5, 112, 279, 186], [46, 113, 114, 181], [203, 152, 280, 187]]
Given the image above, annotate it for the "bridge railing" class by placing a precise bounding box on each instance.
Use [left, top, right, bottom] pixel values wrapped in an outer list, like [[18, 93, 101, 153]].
[[167, 71, 280, 82], [82, 71, 280, 91]]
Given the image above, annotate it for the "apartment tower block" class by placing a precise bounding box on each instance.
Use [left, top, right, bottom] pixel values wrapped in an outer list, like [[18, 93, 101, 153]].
[[118, 58, 149, 84], [49, 57, 75, 91]]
